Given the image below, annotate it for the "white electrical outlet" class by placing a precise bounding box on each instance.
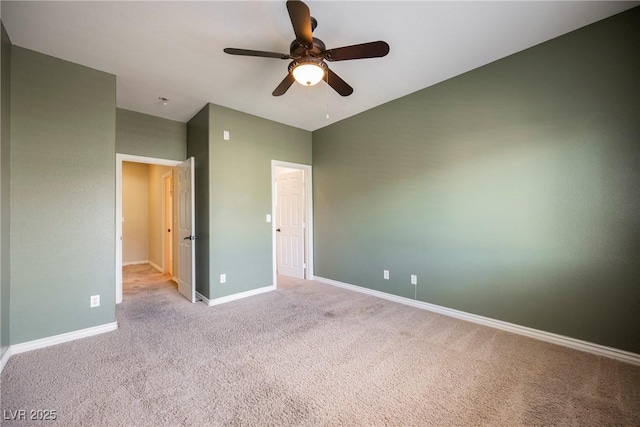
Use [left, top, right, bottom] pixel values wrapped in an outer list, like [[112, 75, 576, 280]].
[[220, 274, 226, 284], [223, 130, 230, 140], [383, 270, 389, 280], [411, 275, 418, 285], [90, 295, 100, 308]]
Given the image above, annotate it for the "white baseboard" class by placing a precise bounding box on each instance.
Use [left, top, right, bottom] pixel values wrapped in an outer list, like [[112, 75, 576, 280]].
[[148, 261, 162, 272], [203, 285, 277, 307], [196, 291, 209, 305], [0, 346, 12, 374], [10, 322, 118, 355], [123, 260, 163, 273], [123, 260, 149, 266], [314, 276, 640, 366]]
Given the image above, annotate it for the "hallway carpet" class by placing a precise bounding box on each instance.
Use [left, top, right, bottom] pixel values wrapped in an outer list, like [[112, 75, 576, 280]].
[[2, 274, 639, 426], [123, 263, 176, 298]]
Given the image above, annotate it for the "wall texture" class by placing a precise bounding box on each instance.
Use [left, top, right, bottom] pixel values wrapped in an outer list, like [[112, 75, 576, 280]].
[[10, 47, 116, 344], [312, 8, 640, 353], [115, 108, 184, 276], [0, 22, 11, 358], [116, 108, 186, 161], [188, 103, 312, 300], [208, 104, 311, 299], [122, 162, 150, 264]]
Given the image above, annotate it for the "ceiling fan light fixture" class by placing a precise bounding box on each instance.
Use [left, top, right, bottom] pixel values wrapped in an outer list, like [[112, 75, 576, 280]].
[[224, 0, 387, 96], [290, 58, 326, 87]]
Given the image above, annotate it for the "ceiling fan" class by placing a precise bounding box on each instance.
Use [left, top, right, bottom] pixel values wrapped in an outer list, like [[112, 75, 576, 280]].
[[224, 0, 390, 97]]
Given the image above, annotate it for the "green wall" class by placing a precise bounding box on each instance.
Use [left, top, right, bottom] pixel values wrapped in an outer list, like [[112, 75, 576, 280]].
[[312, 8, 640, 353], [0, 22, 11, 358], [10, 47, 116, 344], [187, 103, 311, 300], [116, 108, 186, 161], [187, 105, 210, 297], [208, 104, 311, 298]]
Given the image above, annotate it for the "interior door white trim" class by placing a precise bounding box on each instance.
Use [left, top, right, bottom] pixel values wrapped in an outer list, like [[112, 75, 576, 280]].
[[116, 154, 181, 304], [276, 170, 305, 279], [271, 160, 314, 286]]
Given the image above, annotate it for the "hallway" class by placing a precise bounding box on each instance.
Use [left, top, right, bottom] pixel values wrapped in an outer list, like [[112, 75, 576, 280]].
[[123, 264, 177, 300]]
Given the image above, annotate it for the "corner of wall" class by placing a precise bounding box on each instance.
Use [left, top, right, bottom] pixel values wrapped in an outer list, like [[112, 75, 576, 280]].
[[187, 104, 211, 299], [0, 19, 12, 362], [9, 44, 116, 344]]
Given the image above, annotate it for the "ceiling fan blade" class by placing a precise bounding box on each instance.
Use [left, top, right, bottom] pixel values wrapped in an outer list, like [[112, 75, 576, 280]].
[[224, 48, 290, 59], [286, 0, 313, 47], [325, 41, 390, 62], [325, 68, 353, 96], [272, 73, 296, 96]]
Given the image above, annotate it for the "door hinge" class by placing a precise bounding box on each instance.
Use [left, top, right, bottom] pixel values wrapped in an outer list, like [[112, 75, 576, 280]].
[[303, 263, 307, 269]]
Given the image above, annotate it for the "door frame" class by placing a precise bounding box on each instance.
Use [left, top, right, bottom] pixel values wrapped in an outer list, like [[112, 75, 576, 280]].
[[115, 154, 181, 304], [271, 160, 314, 286]]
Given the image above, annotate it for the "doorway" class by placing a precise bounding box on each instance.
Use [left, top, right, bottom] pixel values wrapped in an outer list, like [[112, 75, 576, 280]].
[[271, 160, 314, 286], [116, 154, 181, 304]]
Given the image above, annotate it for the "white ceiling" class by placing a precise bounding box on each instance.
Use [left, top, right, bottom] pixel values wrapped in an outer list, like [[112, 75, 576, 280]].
[[3, 1, 637, 131]]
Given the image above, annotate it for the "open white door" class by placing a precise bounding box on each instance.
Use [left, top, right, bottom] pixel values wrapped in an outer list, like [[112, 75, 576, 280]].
[[276, 170, 305, 279], [177, 157, 196, 302]]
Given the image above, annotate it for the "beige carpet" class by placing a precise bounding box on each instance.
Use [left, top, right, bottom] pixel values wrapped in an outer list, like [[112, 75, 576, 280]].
[[1, 269, 639, 426]]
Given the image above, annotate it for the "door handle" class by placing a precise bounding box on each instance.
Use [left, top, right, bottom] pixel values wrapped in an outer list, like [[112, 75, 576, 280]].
[[184, 235, 198, 240], [276, 228, 281, 232]]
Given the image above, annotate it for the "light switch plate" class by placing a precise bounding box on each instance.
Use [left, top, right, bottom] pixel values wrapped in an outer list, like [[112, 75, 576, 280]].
[[266, 214, 271, 223]]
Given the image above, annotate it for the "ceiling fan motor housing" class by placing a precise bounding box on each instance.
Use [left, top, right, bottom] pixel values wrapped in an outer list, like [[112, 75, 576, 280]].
[[289, 37, 326, 59]]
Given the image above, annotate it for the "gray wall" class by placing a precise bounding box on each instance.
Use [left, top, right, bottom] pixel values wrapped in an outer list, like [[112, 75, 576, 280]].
[[10, 47, 116, 344], [116, 108, 186, 161], [208, 104, 311, 299], [187, 105, 210, 297], [187, 103, 312, 300], [0, 22, 11, 358], [312, 8, 640, 353]]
